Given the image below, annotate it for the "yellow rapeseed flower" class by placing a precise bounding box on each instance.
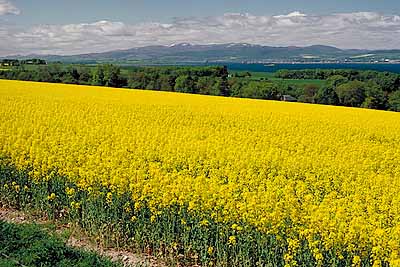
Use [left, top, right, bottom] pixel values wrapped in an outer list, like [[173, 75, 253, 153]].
[[106, 192, 113, 204], [228, 236, 236, 245], [47, 193, 56, 201], [1, 80, 400, 264]]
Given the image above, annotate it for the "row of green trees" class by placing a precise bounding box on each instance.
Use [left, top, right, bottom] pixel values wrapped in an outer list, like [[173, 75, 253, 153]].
[[126, 66, 230, 96], [275, 69, 400, 111], [0, 63, 285, 100], [1, 64, 400, 112], [0, 64, 231, 96], [0, 58, 47, 66], [0, 64, 123, 86], [275, 69, 400, 92]]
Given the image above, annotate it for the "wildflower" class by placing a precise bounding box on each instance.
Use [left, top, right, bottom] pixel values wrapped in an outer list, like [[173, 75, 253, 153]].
[[70, 201, 81, 210], [200, 219, 209, 227], [47, 193, 56, 201], [228, 236, 236, 245], [106, 192, 112, 204], [14, 184, 20, 193], [65, 187, 75, 197], [352, 256, 361, 267], [124, 202, 132, 213], [134, 202, 141, 211]]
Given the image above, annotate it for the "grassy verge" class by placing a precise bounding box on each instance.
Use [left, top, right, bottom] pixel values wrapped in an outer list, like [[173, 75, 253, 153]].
[[0, 220, 121, 267]]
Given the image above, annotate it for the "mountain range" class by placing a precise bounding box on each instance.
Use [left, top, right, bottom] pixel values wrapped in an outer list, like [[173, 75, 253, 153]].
[[9, 43, 400, 64]]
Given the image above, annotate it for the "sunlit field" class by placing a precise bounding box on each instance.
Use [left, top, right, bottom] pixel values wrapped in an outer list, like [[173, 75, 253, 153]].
[[1, 79, 400, 267]]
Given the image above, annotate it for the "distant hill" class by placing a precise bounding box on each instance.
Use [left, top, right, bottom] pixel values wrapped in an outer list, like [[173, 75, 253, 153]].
[[8, 43, 400, 64]]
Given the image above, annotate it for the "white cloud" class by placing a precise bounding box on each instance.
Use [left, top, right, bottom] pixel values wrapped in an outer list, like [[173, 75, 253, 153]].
[[1, 11, 400, 56], [274, 11, 307, 18], [0, 0, 20, 15]]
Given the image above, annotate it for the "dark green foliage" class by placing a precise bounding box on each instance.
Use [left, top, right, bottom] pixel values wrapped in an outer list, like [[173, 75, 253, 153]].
[[275, 69, 400, 110], [0, 64, 95, 85], [174, 75, 196, 93], [228, 78, 247, 97], [197, 76, 220, 95], [362, 82, 387, 110], [0, 59, 46, 67], [373, 72, 400, 93], [91, 65, 105, 86], [327, 75, 348, 88], [0, 63, 231, 95], [239, 81, 280, 100], [36, 67, 53, 82], [127, 67, 230, 96], [233, 71, 252, 78], [126, 65, 229, 96], [77, 67, 92, 85], [91, 64, 126, 87], [20, 59, 47, 65], [315, 86, 339, 105], [0, 221, 119, 267], [228, 79, 289, 100], [388, 91, 400, 111], [0, 64, 129, 88], [336, 80, 366, 107], [276, 69, 400, 92], [103, 64, 126, 87], [298, 84, 319, 103]]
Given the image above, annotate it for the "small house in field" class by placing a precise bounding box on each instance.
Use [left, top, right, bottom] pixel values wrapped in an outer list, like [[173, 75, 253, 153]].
[[281, 95, 297, 102]]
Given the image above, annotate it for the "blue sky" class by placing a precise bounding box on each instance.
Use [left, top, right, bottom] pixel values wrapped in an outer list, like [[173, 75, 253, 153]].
[[0, 0, 400, 55], [7, 0, 400, 25]]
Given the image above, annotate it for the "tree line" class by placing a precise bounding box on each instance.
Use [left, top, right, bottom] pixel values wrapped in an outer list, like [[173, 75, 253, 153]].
[[0, 64, 288, 100], [0, 59, 47, 66], [126, 66, 230, 96], [1, 64, 400, 112], [0, 64, 231, 96], [275, 69, 400, 111]]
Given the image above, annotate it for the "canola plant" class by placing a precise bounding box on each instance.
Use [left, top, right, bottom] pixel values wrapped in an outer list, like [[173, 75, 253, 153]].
[[1, 80, 400, 267]]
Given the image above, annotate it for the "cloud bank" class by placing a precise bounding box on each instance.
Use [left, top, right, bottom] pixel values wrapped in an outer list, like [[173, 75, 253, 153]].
[[0, 0, 19, 15], [1, 11, 400, 56]]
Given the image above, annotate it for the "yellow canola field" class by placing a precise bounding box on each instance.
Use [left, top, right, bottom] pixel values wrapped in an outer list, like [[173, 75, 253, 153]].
[[1, 80, 400, 264]]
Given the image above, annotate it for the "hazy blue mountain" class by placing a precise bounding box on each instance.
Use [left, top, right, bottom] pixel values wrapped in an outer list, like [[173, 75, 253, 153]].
[[8, 43, 400, 64]]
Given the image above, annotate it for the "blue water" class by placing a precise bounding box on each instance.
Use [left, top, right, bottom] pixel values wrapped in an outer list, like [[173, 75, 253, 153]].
[[224, 63, 400, 74]]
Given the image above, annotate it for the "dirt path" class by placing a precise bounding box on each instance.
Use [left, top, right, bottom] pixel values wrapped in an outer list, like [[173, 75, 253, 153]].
[[0, 207, 165, 267]]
